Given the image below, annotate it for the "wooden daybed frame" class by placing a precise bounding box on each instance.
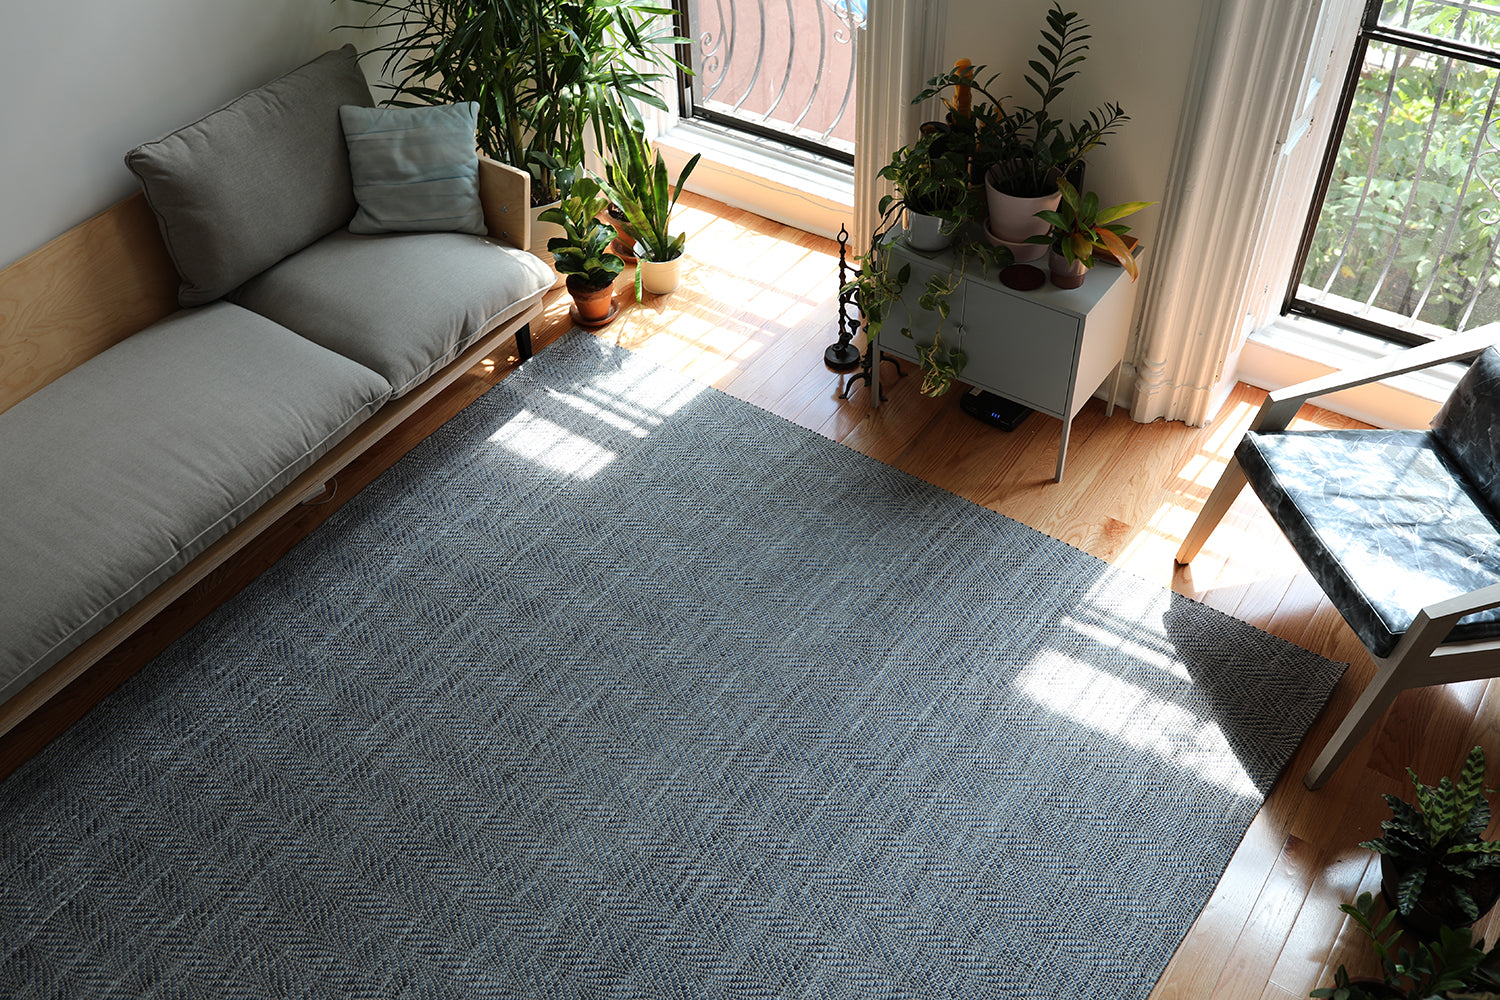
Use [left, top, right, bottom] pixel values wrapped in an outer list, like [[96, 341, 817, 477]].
[[0, 156, 540, 778]]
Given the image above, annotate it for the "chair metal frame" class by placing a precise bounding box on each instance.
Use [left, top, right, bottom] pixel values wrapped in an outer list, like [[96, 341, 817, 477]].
[[1175, 326, 1500, 789]]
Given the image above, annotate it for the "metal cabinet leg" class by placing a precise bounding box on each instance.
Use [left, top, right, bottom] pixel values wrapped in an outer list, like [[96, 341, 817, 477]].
[[1055, 421, 1069, 483]]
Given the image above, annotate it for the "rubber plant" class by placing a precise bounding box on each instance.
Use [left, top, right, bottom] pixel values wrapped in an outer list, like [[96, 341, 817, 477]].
[[539, 177, 623, 320], [1362, 746, 1500, 930], [346, 0, 687, 206]]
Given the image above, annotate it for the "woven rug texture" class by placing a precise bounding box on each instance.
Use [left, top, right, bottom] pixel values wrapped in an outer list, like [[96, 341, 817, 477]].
[[0, 331, 1345, 999]]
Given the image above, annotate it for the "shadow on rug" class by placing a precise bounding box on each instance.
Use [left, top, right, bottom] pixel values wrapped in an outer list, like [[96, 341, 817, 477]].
[[0, 331, 1345, 999]]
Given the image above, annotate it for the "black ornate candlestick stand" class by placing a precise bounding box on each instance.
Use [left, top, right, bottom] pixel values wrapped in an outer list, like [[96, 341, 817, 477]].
[[825, 224, 900, 402]]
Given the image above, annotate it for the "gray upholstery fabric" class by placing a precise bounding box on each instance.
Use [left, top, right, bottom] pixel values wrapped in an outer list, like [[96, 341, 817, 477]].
[[340, 102, 486, 236], [1432, 346, 1500, 515], [0, 303, 391, 706], [232, 229, 552, 397], [124, 45, 374, 307], [1238, 428, 1500, 657]]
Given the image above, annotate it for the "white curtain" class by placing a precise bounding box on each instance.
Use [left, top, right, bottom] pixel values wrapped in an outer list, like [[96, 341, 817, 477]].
[[851, 0, 947, 256], [1129, 0, 1364, 425]]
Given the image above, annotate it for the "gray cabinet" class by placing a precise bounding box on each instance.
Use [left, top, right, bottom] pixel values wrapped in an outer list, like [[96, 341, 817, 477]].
[[876, 234, 1141, 482]]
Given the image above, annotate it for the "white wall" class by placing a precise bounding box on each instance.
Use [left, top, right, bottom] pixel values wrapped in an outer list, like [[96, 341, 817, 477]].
[[940, 0, 1207, 269], [0, 0, 369, 270]]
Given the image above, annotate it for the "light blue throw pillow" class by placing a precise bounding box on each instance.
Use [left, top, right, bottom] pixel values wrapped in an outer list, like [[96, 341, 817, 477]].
[[339, 102, 486, 236]]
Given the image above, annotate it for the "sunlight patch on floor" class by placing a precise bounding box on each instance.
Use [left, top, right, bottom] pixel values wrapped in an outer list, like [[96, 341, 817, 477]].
[[490, 409, 616, 479], [1018, 649, 1262, 799], [545, 387, 657, 438]]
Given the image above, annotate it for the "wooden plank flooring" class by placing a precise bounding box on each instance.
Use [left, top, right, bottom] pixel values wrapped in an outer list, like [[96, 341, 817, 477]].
[[16, 190, 1496, 997]]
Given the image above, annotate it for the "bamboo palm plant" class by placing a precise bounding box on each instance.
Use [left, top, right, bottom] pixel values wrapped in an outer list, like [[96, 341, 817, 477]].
[[346, 0, 686, 206]]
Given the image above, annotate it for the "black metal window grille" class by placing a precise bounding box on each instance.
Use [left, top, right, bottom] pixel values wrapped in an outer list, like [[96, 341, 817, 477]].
[[1285, 0, 1500, 346]]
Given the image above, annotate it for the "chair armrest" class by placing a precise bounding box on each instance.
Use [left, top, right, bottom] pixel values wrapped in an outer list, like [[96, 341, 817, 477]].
[[1421, 580, 1500, 629], [1250, 324, 1500, 432], [478, 155, 531, 251]]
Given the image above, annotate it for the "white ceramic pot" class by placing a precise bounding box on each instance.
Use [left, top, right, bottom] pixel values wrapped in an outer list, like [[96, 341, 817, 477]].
[[984, 165, 1062, 244], [635, 247, 684, 295], [904, 210, 955, 252], [528, 200, 566, 288]]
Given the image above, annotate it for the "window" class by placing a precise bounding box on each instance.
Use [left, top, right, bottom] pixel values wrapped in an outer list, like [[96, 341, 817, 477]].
[[1285, 0, 1500, 346], [672, 0, 863, 164]]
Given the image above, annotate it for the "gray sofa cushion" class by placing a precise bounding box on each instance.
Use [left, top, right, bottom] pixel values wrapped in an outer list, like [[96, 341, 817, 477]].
[[231, 229, 553, 397], [340, 102, 486, 236], [0, 303, 391, 706], [124, 45, 374, 307], [1238, 428, 1500, 657], [1432, 346, 1500, 515]]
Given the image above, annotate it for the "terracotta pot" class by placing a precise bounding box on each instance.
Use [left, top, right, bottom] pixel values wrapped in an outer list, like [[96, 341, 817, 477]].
[[905, 210, 955, 252], [603, 208, 637, 263], [634, 246, 684, 295], [984, 164, 1062, 244], [1048, 249, 1087, 289], [566, 275, 617, 328], [1381, 856, 1500, 941]]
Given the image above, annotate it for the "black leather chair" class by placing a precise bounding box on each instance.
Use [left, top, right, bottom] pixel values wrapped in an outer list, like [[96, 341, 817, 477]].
[[1176, 328, 1500, 789]]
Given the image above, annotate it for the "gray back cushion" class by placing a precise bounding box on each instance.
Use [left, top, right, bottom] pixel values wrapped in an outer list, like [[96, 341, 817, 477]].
[[124, 45, 374, 307], [340, 102, 486, 236], [1432, 345, 1500, 514]]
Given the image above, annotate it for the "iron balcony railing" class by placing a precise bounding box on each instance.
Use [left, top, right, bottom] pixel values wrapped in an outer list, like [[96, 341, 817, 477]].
[[676, 0, 864, 163]]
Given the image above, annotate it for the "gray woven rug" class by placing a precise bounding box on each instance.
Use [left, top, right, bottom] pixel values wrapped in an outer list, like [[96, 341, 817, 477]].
[[0, 330, 1345, 999]]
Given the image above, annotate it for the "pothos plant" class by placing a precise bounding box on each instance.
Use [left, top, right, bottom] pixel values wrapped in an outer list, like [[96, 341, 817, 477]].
[[843, 139, 1010, 397]]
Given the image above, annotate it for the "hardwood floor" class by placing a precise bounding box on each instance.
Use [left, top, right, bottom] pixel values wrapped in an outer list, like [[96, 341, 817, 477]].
[[16, 191, 1494, 997]]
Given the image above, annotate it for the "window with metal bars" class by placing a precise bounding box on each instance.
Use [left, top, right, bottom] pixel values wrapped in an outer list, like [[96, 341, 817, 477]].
[[1285, 0, 1500, 346], [672, 0, 863, 164]]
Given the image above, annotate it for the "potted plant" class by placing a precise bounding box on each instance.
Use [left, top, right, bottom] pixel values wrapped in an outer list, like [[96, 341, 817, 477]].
[[913, 4, 1130, 246], [347, 0, 687, 270], [1027, 179, 1152, 288], [842, 128, 1011, 398], [877, 130, 977, 252], [599, 120, 701, 298], [1360, 746, 1500, 941], [1312, 891, 1500, 999], [539, 177, 624, 328]]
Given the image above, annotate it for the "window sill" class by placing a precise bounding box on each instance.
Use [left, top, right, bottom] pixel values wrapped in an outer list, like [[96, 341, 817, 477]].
[[653, 119, 854, 239], [1236, 313, 1464, 428]]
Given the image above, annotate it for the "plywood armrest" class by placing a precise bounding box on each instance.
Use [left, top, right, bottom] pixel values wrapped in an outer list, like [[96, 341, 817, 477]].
[[478, 155, 531, 251], [1251, 324, 1500, 432], [1419, 581, 1500, 631]]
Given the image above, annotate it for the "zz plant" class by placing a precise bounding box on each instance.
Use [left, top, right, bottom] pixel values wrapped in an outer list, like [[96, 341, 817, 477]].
[[913, 3, 1130, 198], [1363, 746, 1500, 925]]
